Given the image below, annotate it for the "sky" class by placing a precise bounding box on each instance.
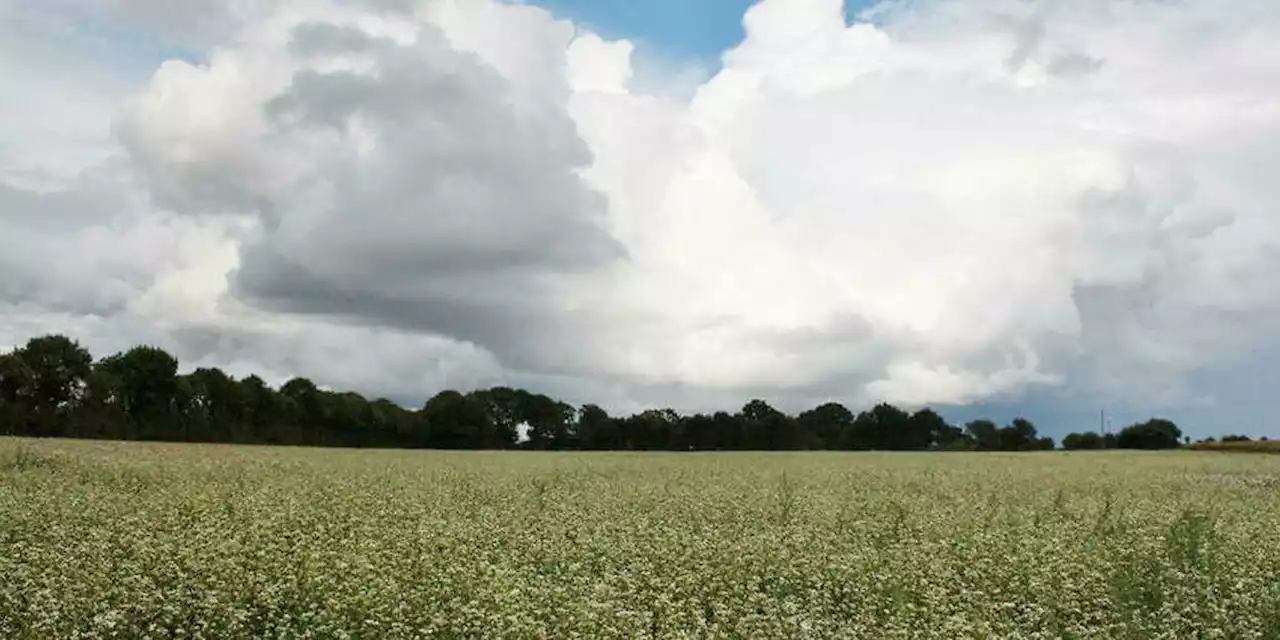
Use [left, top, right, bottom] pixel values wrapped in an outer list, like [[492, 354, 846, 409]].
[[524, 0, 875, 62], [3, 0, 1280, 440]]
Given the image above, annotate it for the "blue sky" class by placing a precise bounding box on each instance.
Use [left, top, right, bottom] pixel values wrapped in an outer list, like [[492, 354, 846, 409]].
[[527, 0, 876, 63]]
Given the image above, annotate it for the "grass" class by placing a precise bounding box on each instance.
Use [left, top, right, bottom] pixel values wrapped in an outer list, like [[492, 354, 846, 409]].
[[3, 438, 1280, 638]]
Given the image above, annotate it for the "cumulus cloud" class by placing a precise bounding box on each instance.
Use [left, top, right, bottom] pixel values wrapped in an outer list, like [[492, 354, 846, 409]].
[[5, 0, 1280, 420], [564, 0, 1280, 405]]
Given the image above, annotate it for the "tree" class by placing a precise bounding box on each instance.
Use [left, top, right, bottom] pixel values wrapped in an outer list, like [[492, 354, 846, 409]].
[[421, 390, 490, 449], [185, 367, 247, 442], [850, 403, 911, 450], [997, 418, 1040, 451], [576, 404, 616, 450], [0, 352, 35, 435], [708, 411, 743, 450], [280, 377, 326, 445], [740, 400, 800, 450], [240, 375, 284, 444], [14, 335, 93, 435], [681, 413, 715, 450], [621, 409, 681, 450], [907, 408, 954, 451], [1062, 431, 1104, 450], [97, 346, 181, 441], [74, 368, 128, 440], [3, 328, 1158, 455], [0, 352, 34, 404], [965, 419, 1000, 451], [519, 392, 576, 450], [798, 402, 854, 450], [470, 387, 524, 448], [370, 397, 413, 447], [324, 391, 376, 447], [1117, 419, 1183, 450]]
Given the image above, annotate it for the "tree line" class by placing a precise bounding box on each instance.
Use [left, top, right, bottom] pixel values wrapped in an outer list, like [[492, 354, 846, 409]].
[[0, 334, 1189, 452], [1058, 419, 1186, 451]]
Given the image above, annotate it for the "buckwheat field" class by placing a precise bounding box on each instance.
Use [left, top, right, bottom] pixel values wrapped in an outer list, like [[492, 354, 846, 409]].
[[3, 438, 1280, 639]]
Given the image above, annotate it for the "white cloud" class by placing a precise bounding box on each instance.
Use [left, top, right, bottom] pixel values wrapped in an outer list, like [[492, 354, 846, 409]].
[[5, 0, 1280, 419], [565, 0, 1280, 405]]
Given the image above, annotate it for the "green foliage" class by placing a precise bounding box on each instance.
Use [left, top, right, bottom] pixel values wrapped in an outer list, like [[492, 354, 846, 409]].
[[1117, 419, 1183, 450], [1063, 431, 1105, 450], [97, 345, 181, 439], [965, 419, 1000, 451], [797, 402, 854, 449], [15, 335, 92, 413], [0, 332, 1203, 454]]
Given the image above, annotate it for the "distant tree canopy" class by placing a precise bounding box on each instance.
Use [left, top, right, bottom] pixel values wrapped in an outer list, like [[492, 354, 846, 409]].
[[1116, 419, 1183, 450], [1062, 419, 1183, 451], [0, 333, 1198, 452]]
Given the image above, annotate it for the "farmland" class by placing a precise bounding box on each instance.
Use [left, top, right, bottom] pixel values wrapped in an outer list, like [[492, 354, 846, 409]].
[[1187, 439, 1280, 454], [3, 438, 1280, 639]]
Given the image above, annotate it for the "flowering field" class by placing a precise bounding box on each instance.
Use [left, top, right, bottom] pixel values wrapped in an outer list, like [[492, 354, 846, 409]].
[[3, 438, 1280, 639]]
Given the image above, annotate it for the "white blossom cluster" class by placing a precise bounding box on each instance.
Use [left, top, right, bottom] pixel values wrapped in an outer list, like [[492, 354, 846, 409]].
[[2, 441, 1279, 638]]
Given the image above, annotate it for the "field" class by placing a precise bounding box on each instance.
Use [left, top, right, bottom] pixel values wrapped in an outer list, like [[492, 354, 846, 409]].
[[1187, 440, 1280, 454], [3, 439, 1280, 639]]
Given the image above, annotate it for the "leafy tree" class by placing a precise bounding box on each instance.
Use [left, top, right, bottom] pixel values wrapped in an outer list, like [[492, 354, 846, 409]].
[[470, 387, 523, 449], [14, 335, 93, 435], [740, 400, 799, 450], [798, 402, 854, 450], [997, 417, 1040, 451], [185, 368, 247, 442], [0, 330, 1203, 456], [280, 377, 328, 445], [576, 404, 616, 450], [965, 419, 1000, 451], [324, 391, 376, 447], [850, 403, 911, 450], [74, 368, 128, 440], [369, 397, 413, 447], [709, 411, 744, 450], [621, 409, 681, 450], [937, 432, 976, 451], [1117, 419, 1183, 450], [96, 346, 180, 441], [0, 352, 35, 435], [681, 413, 717, 451], [240, 375, 285, 444], [907, 408, 953, 451], [421, 390, 491, 449], [520, 392, 576, 450], [1062, 431, 1104, 450], [0, 352, 34, 404]]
